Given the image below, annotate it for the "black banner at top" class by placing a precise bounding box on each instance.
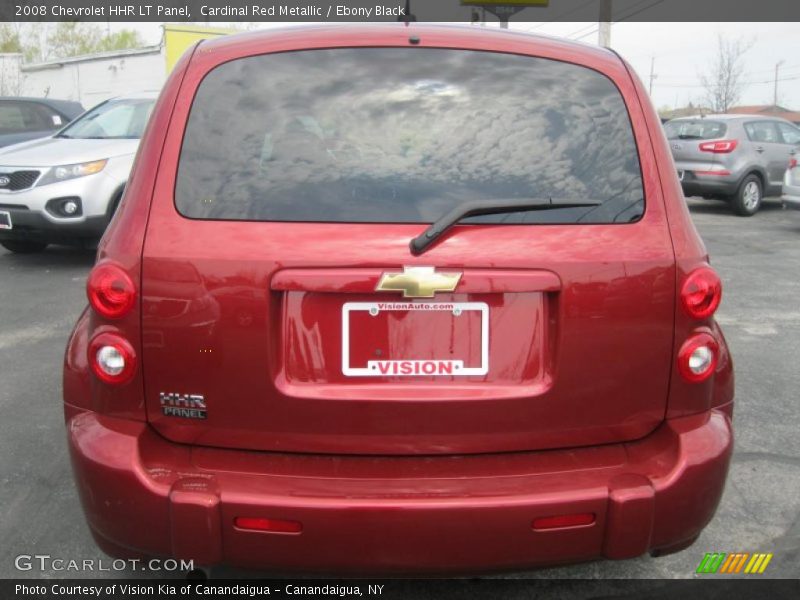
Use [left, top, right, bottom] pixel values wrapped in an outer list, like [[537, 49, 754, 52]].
[[1, 0, 800, 23]]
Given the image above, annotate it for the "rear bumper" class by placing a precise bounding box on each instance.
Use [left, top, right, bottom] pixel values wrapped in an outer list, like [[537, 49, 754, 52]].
[[0, 208, 108, 244], [0, 170, 123, 244], [679, 176, 739, 198], [782, 185, 800, 210], [674, 160, 740, 197], [65, 406, 733, 574]]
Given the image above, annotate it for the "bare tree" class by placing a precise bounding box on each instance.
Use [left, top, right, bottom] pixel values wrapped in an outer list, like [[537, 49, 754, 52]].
[[700, 35, 752, 113]]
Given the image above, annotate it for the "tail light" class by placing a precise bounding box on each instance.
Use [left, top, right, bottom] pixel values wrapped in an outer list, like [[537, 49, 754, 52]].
[[88, 332, 137, 385], [87, 262, 136, 319], [678, 332, 719, 383], [790, 158, 798, 170], [681, 267, 722, 320], [699, 140, 738, 153]]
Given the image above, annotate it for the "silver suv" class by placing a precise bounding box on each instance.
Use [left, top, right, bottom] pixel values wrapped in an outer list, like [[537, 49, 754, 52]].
[[665, 114, 800, 216], [0, 93, 155, 253]]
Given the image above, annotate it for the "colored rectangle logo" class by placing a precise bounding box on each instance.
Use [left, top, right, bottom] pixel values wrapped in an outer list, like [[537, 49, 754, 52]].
[[697, 552, 773, 574]]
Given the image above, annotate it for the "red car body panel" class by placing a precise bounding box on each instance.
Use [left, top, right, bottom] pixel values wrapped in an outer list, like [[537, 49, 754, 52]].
[[66, 403, 732, 572], [63, 24, 734, 572]]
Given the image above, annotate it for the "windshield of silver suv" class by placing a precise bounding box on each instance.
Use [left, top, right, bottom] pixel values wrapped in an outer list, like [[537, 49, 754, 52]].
[[56, 97, 154, 140]]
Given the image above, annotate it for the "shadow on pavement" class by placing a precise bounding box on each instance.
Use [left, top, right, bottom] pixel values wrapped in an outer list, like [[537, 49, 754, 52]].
[[0, 245, 96, 269], [685, 197, 786, 217], [686, 197, 786, 217]]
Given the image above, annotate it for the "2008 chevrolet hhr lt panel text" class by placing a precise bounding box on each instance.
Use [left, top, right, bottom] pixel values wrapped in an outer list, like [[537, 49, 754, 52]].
[[63, 24, 734, 573]]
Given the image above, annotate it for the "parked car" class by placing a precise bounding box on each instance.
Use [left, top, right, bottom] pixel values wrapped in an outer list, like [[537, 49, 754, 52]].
[[0, 93, 156, 253], [64, 25, 734, 573], [0, 96, 85, 148], [665, 114, 800, 215], [782, 157, 800, 211]]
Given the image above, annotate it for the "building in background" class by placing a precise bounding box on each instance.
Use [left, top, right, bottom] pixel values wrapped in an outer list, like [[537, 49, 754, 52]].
[[11, 25, 234, 109], [20, 46, 163, 108], [0, 53, 23, 96], [726, 105, 800, 125], [163, 24, 236, 72], [658, 103, 714, 122], [659, 103, 800, 125]]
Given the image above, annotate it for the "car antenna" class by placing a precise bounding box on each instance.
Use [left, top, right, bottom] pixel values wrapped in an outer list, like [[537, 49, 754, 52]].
[[399, 0, 416, 25]]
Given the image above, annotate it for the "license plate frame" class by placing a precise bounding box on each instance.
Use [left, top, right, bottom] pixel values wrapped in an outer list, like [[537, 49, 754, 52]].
[[341, 301, 489, 377], [0, 210, 11, 230]]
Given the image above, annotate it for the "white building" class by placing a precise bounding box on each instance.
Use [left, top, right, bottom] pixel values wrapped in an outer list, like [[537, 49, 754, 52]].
[[19, 46, 165, 108], [0, 53, 23, 96], [5, 25, 232, 109]]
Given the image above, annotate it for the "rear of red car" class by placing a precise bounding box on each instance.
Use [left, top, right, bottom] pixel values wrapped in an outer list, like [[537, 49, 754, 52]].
[[63, 25, 733, 573]]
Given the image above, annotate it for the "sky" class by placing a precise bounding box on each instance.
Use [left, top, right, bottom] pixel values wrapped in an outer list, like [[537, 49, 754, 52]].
[[109, 21, 800, 111]]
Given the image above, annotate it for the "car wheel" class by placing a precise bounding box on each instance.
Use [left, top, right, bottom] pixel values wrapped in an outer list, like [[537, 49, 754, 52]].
[[0, 240, 48, 254], [732, 175, 762, 216]]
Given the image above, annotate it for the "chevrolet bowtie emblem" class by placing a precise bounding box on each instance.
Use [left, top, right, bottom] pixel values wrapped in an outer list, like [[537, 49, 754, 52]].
[[375, 266, 462, 298]]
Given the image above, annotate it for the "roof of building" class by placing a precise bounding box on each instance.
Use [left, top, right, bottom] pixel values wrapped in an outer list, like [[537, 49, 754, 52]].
[[727, 105, 800, 123], [20, 45, 162, 72]]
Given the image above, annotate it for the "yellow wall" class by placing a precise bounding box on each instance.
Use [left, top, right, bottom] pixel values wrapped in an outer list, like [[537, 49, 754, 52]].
[[164, 24, 237, 72]]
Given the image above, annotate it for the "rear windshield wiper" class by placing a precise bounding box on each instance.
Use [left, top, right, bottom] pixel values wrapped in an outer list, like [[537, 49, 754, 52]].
[[54, 133, 71, 139], [410, 198, 601, 255]]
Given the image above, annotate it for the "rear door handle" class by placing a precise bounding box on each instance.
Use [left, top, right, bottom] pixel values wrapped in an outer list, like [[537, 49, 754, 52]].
[[755, 146, 765, 153]]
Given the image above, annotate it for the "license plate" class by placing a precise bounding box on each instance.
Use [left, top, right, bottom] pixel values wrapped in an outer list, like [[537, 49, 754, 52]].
[[0, 211, 11, 230], [342, 301, 489, 377], [677, 169, 685, 181]]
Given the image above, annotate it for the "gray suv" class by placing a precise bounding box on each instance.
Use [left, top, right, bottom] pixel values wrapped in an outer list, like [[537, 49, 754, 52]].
[[665, 115, 800, 216]]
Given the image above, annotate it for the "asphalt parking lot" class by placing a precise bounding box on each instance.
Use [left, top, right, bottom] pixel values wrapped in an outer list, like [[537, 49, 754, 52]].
[[1, 197, 798, 583]]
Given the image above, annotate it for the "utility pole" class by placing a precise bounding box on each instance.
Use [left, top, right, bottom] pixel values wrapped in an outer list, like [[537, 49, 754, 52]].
[[774, 60, 785, 108], [648, 56, 657, 96], [598, 0, 612, 47]]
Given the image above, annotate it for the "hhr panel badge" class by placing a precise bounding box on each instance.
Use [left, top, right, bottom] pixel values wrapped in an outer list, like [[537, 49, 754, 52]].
[[160, 392, 207, 419]]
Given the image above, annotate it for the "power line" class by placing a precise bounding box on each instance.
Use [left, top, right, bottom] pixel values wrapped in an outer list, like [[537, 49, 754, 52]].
[[566, 23, 599, 40], [744, 62, 800, 75], [643, 64, 800, 86], [571, 28, 598, 41], [651, 74, 800, 89]]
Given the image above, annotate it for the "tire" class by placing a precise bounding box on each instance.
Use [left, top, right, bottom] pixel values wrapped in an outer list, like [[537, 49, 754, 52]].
[[732, 174, 762, 216], [1, 240, 48, 254]]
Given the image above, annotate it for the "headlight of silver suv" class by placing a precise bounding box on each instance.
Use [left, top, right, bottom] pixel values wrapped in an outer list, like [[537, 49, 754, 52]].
[[37, 159, 108, 186]]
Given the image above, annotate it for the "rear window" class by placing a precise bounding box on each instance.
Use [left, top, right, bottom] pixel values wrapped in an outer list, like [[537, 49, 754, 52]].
[[0, 101, 53, 134], [176, 48, 644, 225], [664, 119, 727, 141]]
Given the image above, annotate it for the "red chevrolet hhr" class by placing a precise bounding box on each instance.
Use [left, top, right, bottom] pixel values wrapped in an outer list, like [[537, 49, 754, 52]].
[[63, 24, 734, 573]]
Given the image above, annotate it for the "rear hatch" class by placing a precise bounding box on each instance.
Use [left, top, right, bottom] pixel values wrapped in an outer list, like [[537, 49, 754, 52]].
[[141, 45, 675, 455], [664, 118, 729, 175]]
